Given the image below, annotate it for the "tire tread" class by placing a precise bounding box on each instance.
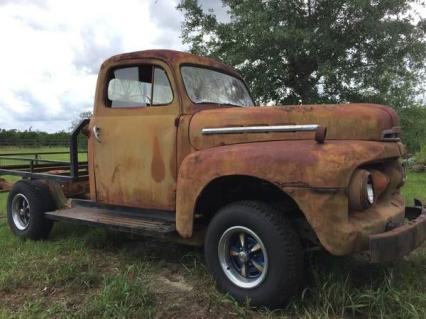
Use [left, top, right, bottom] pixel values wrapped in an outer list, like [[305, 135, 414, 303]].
[[205, 200, 303, 307], [7, 180, 54, 240]]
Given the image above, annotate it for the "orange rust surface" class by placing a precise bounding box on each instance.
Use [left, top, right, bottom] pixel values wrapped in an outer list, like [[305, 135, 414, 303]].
[[175, 140, 404, 255], [90, 111, 178, 210], [0, 178, 13, 192], [189, 104, 398, 150], [86, 49, 407, 255], [60, 180, 90, 198], [90, 57, 179, 210]]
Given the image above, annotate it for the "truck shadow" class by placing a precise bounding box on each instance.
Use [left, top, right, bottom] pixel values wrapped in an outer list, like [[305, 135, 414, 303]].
[[50, 221, 202, 263], [49, 220, 426, 315]]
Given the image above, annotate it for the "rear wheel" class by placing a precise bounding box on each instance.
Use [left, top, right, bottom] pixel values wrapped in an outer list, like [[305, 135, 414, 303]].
[[7, 180, 54, 240], [204, 201, 303, 307]]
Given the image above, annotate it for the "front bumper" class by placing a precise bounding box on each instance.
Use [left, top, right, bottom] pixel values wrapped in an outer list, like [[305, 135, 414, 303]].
[[368, 200, 426, 263]]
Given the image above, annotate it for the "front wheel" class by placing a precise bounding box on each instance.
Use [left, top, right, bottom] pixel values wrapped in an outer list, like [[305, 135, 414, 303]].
[[204, 201, 303, 307]]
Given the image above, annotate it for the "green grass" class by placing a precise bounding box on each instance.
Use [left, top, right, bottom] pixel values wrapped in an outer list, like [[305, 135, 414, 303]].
[[0, 146, 86, 166], [404, 172, 426, 203], [0, 148, 426, 318], [0, 146, 70, 153], [414, 145, 426, 165]]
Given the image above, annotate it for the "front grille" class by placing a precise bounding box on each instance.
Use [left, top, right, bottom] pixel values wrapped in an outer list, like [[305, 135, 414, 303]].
[[381, 127, 401, 142]]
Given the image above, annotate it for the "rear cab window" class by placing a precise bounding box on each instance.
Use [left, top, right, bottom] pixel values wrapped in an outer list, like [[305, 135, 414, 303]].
[[106, 65, 173, 108]]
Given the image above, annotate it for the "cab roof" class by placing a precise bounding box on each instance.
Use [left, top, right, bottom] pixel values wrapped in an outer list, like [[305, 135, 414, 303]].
[[102, 49, 242, 79]]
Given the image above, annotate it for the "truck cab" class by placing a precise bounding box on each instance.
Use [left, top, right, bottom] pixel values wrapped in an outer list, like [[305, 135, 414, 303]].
[[2, 50, 426, 307], [88, 50, 254, 211]]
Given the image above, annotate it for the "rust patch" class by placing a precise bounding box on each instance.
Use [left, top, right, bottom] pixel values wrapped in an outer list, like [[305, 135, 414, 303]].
[[0, 178, 13, 193], [188, 104, 397, 151], [151, 136, 165, 183], [175, 139, 404, 254], [370, 169, 390, 199], [111, 165, 120, 183], [88, 48, 408, 258], [169, 143, 177, 183], [368, 205, 426, 262]]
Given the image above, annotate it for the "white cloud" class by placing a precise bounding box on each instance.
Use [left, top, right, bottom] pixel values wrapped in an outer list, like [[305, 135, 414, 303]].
[[0, 0, 424, 133], [0, 0, 185, 132]]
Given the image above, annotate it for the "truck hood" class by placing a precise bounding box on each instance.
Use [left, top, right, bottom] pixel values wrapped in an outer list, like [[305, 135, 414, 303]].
[[189, 103, 400, 150]]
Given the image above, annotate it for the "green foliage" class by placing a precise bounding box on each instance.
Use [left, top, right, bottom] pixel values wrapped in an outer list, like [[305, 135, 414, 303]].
[[178, 0, 426, 105], [0, 112, 91, 148], [0, 128, 70, 147], [399, 105, 426, 152], [0, 128, 88, 150], [415, 145, 426, 164], [178, 0, 426, 151]]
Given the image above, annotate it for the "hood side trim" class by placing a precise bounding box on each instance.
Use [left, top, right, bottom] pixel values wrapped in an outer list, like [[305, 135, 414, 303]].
[[202, 124, 319, 135]]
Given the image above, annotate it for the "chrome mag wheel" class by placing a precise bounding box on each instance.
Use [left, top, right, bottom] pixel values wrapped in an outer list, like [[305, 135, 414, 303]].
[[11, 193, 31, 230], [218, 226, 268, 289]]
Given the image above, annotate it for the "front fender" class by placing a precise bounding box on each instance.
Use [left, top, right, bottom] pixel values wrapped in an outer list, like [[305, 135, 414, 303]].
[[176, 140, 403, 254]]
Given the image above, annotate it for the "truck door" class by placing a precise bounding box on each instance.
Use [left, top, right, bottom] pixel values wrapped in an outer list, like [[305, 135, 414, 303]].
[[89, 60, 178, 211]]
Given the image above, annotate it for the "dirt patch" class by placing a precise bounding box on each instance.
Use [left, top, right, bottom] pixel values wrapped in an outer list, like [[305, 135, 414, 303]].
[[0, 286, 37, 313], [146, 261, 255, 319], [156, 274, 193, 292]]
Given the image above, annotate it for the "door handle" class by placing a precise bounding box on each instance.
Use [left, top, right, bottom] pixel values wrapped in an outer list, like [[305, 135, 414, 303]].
[[93, 125, 101, 143]]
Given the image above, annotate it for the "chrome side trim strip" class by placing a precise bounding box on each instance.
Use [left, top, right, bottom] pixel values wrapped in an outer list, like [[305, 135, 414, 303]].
[[201, 124, 319, 135]]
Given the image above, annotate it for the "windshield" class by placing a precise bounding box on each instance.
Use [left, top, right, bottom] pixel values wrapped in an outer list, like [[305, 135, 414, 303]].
[[181, 66, 254, 107]]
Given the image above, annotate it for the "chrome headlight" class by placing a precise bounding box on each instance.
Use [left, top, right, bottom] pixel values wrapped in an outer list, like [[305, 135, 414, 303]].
[[366, 176, 375, 205], [348, 169, 375, 211]]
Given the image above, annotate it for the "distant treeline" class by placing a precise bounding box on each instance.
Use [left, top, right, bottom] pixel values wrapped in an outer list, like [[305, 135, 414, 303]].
[[0, 129, 86, 148]]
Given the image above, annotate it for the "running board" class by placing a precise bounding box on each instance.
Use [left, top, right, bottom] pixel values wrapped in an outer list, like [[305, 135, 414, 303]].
[[44, 199, 176, 237]]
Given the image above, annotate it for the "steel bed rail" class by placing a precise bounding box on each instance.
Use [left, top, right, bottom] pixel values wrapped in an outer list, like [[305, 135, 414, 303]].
[[0, 118, 90, 182]]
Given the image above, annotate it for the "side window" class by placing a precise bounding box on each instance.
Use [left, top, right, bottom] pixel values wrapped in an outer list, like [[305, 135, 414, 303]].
[[153, 68, 173, 105], [107, 65, 173, 108]]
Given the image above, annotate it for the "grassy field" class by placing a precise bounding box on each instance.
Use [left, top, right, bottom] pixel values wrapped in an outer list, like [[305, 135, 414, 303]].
[[0, 148, 425, 318], [0, 146, 86, 166]]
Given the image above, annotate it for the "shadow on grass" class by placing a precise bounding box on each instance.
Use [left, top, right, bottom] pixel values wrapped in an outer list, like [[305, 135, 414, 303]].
[[50, 221, 202, 264], [28, 222, 426, 319]]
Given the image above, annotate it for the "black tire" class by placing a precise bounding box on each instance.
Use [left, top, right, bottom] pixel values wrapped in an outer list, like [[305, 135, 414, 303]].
[[7, 180, 55, 240], [204, 201, 303, 307]]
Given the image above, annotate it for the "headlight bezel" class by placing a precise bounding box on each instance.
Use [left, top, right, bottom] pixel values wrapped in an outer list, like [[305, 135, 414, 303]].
[[348, 169, 376, 211]]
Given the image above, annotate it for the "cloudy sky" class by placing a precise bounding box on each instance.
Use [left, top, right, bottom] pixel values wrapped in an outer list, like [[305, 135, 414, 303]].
[[0, 1, 424, 133], [0, 0, 229, 132]]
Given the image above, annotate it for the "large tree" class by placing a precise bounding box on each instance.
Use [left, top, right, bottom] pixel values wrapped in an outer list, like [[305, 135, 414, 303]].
[[178, 0, 426, 107]]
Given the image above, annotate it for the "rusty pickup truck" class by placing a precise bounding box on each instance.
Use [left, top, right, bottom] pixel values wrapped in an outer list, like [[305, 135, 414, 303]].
[[1, 50, 425, 307]]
